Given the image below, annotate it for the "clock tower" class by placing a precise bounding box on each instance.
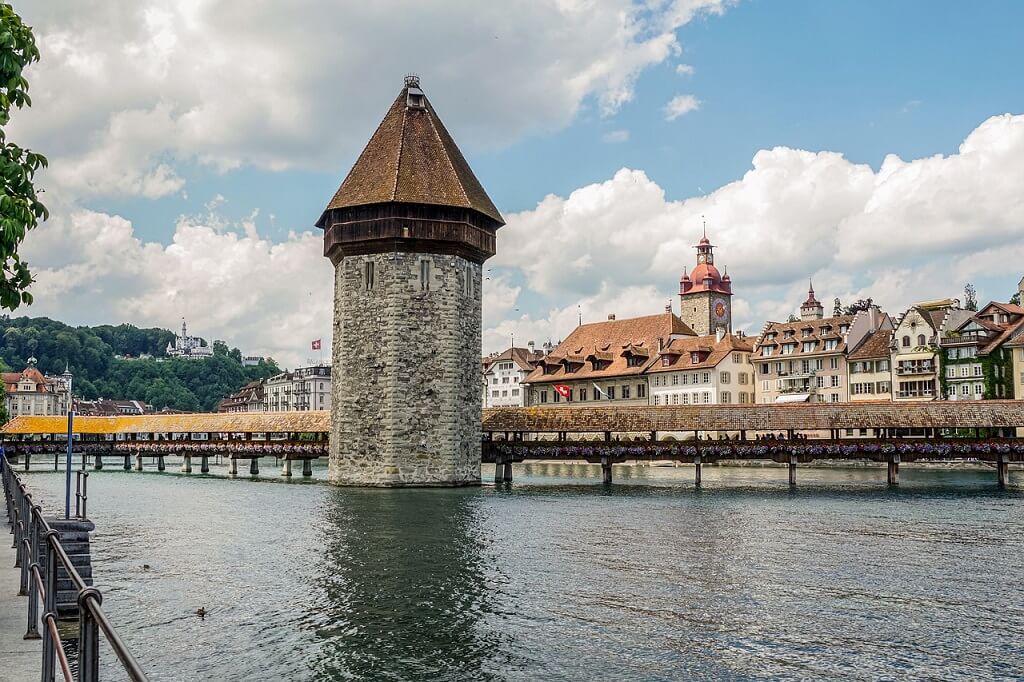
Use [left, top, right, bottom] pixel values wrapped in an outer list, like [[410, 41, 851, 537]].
[[678, 233, 732, 336]]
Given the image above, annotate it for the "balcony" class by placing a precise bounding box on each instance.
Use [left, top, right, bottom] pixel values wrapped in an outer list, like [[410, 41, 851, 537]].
[[895, 363, 935, 376]]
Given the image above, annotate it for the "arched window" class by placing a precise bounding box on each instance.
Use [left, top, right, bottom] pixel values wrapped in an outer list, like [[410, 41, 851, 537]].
[[902, 336, 910, 347], [917, 334, 926, 346]]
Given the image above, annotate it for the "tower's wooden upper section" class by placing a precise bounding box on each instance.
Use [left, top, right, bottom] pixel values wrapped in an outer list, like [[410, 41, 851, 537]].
[[317, 77, 504, 265]]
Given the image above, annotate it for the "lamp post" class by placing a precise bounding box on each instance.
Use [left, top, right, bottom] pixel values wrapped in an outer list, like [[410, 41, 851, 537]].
[[65, 392, 75, 519]]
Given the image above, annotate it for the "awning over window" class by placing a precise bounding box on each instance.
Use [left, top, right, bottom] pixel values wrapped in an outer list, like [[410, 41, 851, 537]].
[[775, 393, 811, 404]]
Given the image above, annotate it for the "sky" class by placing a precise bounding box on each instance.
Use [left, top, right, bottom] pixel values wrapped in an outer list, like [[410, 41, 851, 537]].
[[9, 0, 1024, 368]]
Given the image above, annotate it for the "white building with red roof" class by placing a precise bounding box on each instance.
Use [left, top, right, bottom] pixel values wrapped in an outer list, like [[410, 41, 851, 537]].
[[3, 359, 72, 418]]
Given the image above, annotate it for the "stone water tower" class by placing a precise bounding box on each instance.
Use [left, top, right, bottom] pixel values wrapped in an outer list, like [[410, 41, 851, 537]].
[[316, 76, 504, 486]]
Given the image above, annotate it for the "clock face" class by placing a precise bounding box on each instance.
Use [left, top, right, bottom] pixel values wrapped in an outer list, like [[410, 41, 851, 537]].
[[714, 300, 728, 321], [697, 254, 707, 264]]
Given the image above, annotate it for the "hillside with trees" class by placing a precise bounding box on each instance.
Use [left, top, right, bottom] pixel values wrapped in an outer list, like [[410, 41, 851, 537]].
[[0, 316, 279, 411]]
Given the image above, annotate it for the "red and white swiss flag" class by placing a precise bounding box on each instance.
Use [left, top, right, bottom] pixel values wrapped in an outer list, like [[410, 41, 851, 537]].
[[311, 339, 322, 351], [554, 384, 571, 398]]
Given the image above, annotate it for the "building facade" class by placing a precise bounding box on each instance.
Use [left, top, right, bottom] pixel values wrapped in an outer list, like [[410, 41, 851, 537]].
[[524, 311, 695, 407], [847, 329, 893, 402], [483, 346, 544, 408], [3, 360, 72, 418], [217, 380, 265, 413], [317, 76, 503, 486], [678, 233, 733, 336], [263, 366, 331, 412], [891, 301, 968, 401], [647, 331, 755, 406]]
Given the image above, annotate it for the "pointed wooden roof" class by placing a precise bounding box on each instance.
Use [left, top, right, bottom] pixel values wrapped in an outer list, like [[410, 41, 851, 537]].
[[318, 79, 503, 227]]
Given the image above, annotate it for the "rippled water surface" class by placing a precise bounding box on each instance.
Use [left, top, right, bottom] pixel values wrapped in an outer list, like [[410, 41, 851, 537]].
[[20, 461, 1024, 681]]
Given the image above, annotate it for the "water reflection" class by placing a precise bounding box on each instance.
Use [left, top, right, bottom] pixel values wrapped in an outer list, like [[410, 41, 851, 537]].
[[309, 488, 500, 681]]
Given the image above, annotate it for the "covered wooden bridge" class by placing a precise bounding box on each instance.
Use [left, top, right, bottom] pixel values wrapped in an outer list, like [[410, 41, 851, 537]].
[[0, 412, 330, 476]]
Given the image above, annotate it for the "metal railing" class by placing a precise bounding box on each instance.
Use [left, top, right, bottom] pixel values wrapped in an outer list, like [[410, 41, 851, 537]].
[[1, 454, 147, 682]]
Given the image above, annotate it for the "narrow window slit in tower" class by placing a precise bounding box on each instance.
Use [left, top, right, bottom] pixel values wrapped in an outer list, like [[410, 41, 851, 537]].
[[365, 261, 375, 290], [420, 260, 430, 291]]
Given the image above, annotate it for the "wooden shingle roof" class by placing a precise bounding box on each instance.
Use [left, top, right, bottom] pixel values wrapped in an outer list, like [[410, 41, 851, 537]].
[[318, 80, 503, 226]]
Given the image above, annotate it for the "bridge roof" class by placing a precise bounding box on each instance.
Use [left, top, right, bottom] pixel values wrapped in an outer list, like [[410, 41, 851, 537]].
[[482, 401, 1024, 433], [1, 412, 330, 436]]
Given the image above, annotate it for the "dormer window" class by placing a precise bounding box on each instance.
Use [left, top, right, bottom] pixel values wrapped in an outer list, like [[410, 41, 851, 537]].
[[661, 356, 671, 367], [690, 352, 700, 364], [406, 81, 426, 110]]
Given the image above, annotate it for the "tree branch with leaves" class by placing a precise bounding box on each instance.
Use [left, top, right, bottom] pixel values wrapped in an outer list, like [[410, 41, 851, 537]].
[[0, 3, 47, 311]]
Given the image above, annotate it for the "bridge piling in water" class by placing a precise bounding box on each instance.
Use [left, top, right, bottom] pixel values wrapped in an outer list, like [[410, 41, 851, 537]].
[[302, 458, 313, 477], [200, 455, 209, 473], [281, 458, 292, 477], [601, 456, 612, 485], [181, 455, 192, 474], [94, 454, 103, 471], [22, 454, 29, 471], [249, 458, 259, 476], [788, 453, 797, 486], [694, 453, 702, 486], [134, 453, 143, 471], [157, 455, 165, 472], [997, 453, 1009, 487], [228, 457, 238, 476], [122, 454, 130, 470], [888, 454, 900, 485]]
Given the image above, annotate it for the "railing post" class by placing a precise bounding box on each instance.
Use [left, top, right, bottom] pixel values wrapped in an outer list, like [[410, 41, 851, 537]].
[[77, 588, 103, 682], [41, 530, 60, 682], [24, 510, 41, 640]]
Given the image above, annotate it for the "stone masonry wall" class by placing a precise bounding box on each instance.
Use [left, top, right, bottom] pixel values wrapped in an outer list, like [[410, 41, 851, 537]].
[[680, 293, 712, 336], [329, 251, 482, 486]]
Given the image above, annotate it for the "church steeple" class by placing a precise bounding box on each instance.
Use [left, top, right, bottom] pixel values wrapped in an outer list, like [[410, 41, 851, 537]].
[[678, 228, 733, 336], [800, 279, 824, 320]]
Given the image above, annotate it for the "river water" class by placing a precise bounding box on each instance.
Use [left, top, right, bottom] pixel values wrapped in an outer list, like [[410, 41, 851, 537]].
[[19, 461, 1024, 681]]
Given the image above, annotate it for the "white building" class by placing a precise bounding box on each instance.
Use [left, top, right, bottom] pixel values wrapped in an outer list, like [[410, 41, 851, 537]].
[[3, 359, 72, 418], [483, 345, 545, 408], [166, 319, 213, 360], [647, 331, 755, 406], [265, 365, 331, 412]]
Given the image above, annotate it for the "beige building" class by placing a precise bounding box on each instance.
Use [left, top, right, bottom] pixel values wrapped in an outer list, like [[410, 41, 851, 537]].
[[752, 285, 856, 404], [3, 360, 72, 418], [647, 331, 755, 406], [264, 365, 331, 412], [891, 301, 969, 401], [847, 328, 894, 402], [524, 311, 695, 407]]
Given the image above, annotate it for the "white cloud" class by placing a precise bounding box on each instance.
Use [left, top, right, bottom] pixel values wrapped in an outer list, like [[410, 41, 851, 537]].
[[675, 63, 695, 76], [22, 208, 333, 369], [14, 0, 727, 200], [602, 129, 630, 143], [483, 113, 1024, 352], [663, 94, 701, 120]]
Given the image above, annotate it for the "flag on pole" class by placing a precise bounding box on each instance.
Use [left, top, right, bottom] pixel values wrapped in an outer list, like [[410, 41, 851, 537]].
[[554, 384, 571, 398], [592, 383, 608, 399], [311, 339, 321, 351]]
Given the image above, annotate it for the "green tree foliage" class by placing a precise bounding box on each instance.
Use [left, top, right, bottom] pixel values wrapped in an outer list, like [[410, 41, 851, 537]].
[[0, 4, 47, 310], [964, 283, 978, 312], [0, 315, 280, 411], [842, 298, 874, 315]]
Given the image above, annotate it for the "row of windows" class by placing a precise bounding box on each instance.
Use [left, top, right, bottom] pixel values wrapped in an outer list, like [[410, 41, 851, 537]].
[[851, 381, 891, 395], [761, 375, 842, 391], [490, 389, 521, 398], [946, 364, 983, 378], [652, 391, 752, 405], [759, 393, 842, 403], [947, 347, 978, 360], [758, 357, 840, 375], [900, 334, 931, 348], [946, 384, 984, 397], [490, 376, 520, 384], [850, 360, 890, 373], [537, 383, 647, 403]]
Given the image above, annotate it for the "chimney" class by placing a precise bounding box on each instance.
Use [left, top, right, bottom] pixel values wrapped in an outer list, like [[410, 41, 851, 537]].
[[665, 301, 672, 313], [657, 337, 664, 351], [528, 341, 535, 354], [607, 314, 616, 321], [715, 326, 725, 343]]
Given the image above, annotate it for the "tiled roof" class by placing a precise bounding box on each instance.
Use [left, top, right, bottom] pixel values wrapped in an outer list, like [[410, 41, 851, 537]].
[[524, 313, 695, 385], [848, 329, 893, 360], [483, 347, 545, 373], [980, 316, 1024, 356], [319, 81, 503, 225], [482, 401, 1024, 433], [646, 333, 754, 373], [753, 315, 855, 358], [3, 367, 55, 394]]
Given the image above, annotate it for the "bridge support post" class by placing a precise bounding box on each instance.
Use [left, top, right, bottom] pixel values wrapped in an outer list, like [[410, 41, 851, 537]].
[[887, 454, 900, 486], [601, 455, 612, 485], [788, 453, 797, 486], [228, 457, 238, 476], [503, 458, 513, 483], [94, 454, 103, 471], [134, 453, 143, 471], [282, 458, 292, 477], [23, 453, 30, 471], [250, 457, 260, 476], [157, 455, 166, 472], [997, 453, 1009, 487], [200, 455, 209, 474], [123, 454, 130, 470], [694, 453, 702, 486], [302, 458, 313, 477], [181, 455, 192, 474]]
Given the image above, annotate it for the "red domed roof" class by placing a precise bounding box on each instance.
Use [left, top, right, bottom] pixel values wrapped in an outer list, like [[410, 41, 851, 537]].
[[680, 262, 731, 295]]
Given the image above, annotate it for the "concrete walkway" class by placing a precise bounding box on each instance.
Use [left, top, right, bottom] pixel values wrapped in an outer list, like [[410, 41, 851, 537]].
[[0, 537, 41, 681]]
